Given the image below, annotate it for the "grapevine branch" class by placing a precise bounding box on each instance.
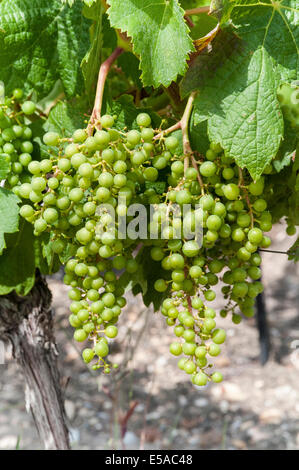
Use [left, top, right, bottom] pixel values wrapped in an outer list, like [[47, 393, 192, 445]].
[[88, 47, 124, 135], [155, 92, 205, 194], [185, 6, 210, 16]]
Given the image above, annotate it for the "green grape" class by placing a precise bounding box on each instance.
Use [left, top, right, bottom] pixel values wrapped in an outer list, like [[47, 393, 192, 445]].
[[94, 341, 109, 357], [74, 329, 87, 342], [21, 101, 36, 115], [137, 113, 151, 127], [222, 183, 240, 200], [211, 372, 223, 383], [43, 131, 59, 146], [165, 136, 178, 151], [200, 161, 217, 177], [82, 348, 95, 363]]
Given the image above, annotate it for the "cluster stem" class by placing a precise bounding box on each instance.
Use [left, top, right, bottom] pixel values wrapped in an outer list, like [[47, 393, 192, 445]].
[[154, 92, 205, 194], [185, 6, 210, 16], [88, 47, 124, 135]]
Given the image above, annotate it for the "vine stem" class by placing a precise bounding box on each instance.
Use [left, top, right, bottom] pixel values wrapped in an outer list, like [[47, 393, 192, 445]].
[[181, 91, 196, 160], [185, 6, 210, 15], [88, 47, 124, 135], [154, 92, 205, 194]]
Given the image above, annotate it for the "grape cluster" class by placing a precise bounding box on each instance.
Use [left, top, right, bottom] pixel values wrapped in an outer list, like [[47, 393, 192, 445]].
[[15, 112, 184, 372], [148, 142, 272, 386], [10, 105, 274, 382], [0, 89, 37, 192]]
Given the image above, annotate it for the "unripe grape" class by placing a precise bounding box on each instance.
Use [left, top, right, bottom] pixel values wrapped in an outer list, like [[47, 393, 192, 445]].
[[101, 114, 114, 128], [21, 101, 36, 115], [94, 341, 109, 357], [222, 183, 240, 200], [212, 329, 226, 344], [82, 348, 94, 363], [200, 161, 216, 177], [137, 113, 151, 127], [20, 204, 35, 219], [165, 136, 178, 151], [105, 325, 118, 338], [211, 372, 223, 383], [194, 372, 208, 386], [248, 178, 264, 196], [43, 131, 59, 146], [183, 360, 196, 374], [169, 342, 182, 356], [74, 329, 87, 342], [43, 208, 58, 224]]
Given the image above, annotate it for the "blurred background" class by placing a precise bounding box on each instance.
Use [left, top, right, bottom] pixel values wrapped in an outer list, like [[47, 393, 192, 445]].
[[0, 223, 298, 450]]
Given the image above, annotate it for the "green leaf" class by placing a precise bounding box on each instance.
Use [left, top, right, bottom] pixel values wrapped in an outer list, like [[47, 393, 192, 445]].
[[103, 94, 161, 131], [81, 0, 103, 95], [107, 0, 194, 88], [189, 115, 210, 156], [41, 234, 61, 274], [181, 0, 218, 40], [102, 12, 117, 50], [34, 232, 61, 275], [117, 52, 142, 90], [0, 154, 11, 180], [0, 187, 20, 254], [0, 0, 90, 98], [288, 236, 299, 262], [118, 246, 170, 311], [135, 246, 170, 311], [182, 31, 284, 179], [144, 181, 167, 195], [273, 118, 298, 172], [229, 0, 299, 82], [0, 219, 36, 295], [45, 97, 89, 137]]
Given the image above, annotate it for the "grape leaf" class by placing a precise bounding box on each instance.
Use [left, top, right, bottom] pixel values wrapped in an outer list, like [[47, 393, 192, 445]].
[[102, 12, 117, 50], [181, 30, 284, 179], [34, 232, 61, 275], [118, 246, 170, 311], [0, 154, 11, 180], [189, 116, 210, 156], [134, 246, 170, 311], [0, 0, 90, 98], [0, 219, 36, 295], [181, 0, 298, 179], [181, 0, 217, 40], [103, 94, 161, 131], [273, 118, 298, 172], [0, 187, 20, 255], [288, 236, 299, 261], [45, 97, 90, 137], [81, 0, 103, 95], [218, 0, 299, 82], [107, 0, 194, 88], [117, 52, 143, 90]]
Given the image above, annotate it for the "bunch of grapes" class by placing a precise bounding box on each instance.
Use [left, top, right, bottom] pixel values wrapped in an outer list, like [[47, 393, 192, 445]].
[[148, 142, 272, 386], [9, 104, 275, 383], [0, 89, 37, 191], [15, 112, 184, 372]]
